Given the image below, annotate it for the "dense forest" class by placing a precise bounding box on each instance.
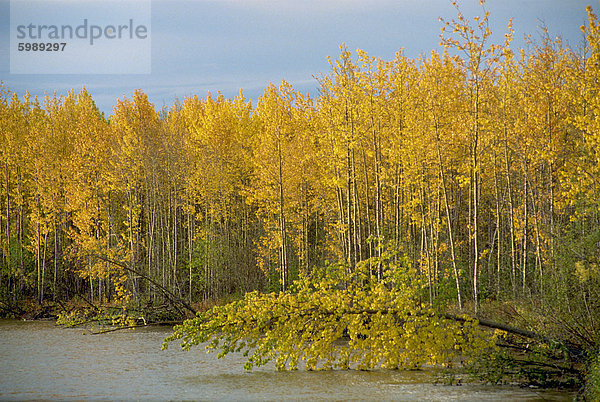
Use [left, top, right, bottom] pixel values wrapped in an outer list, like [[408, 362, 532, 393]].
[[2, 2, 600, 387]]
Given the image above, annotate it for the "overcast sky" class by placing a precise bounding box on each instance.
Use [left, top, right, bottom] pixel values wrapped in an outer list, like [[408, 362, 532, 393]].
[[0, 0, 594, 114]]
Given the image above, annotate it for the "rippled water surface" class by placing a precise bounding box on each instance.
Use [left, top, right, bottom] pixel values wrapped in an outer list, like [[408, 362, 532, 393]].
[[0, 319, 574, 400]]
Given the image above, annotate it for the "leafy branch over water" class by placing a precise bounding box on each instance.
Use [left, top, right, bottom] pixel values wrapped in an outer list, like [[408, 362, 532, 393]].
[[163, 248, 495, 371]]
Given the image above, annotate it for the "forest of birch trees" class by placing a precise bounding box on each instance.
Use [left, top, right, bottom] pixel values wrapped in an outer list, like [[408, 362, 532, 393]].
[[1, 5, 599, 341]]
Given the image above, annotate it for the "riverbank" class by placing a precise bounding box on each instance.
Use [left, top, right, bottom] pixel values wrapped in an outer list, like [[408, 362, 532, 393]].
[[0, 298, 59, 321], [1, 294, 231, 325]]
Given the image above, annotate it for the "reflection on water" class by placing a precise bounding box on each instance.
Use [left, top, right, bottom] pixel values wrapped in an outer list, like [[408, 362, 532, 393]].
[[0, 319, 574, 400]]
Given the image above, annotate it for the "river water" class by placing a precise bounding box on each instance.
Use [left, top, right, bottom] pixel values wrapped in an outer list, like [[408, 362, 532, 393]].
[[0, 319, 574, 400]]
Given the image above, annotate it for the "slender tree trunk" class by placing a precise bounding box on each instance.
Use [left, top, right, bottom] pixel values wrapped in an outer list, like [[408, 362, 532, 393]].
[[335, 174, 347, 263], [393, 165, 401, 249], [503, 132, 517, 298], [493, 152, 502, 298], [0, 173, 4, 294], [433, 191, 441, 300], [106, 192, 112, 302], [4, 165, 10, 292], [419, 178, 427, 282], [472, 83, 481, 315], [434, 120, 463, 310], [188, 202, 193, 305], [529, 179, 543, 296], [351, 149, 362, 264], [372, 124, 383, 279], [521, 164, 529, 293], [546, 96, 555, 300], [361, 150, 373, 269], [204, 203, 210, 301], [37, 218, 41, 305], [41, 230, 47, 303], [277, 138, 288, 290], [127, 185, 136, 298], [346, 144, 353, 270], [18, 176, 24, 279], [303, 182, 310, 273], [171, 192, 178, 297], [53, 219, 58, 300]]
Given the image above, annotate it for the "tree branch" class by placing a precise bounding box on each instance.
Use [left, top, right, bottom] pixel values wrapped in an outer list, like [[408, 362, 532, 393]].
[[92, 253, 197, 316]]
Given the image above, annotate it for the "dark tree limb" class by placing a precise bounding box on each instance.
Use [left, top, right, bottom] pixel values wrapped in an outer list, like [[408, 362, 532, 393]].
[[89, 321, 182, 335], [444, 313, 585, 360], [0, 300, 23, 316], [444, 313, 552, 342], [92, 253, 197, 316], [75, 292, 100, 312]]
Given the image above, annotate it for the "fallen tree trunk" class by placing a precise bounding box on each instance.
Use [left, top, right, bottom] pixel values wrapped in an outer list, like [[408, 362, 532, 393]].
[[444, 313, 551, 342], [444, 313, 585, 361]]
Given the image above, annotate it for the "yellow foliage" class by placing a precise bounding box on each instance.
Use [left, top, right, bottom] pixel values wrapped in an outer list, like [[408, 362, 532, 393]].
[[164, 253, 496, 371]]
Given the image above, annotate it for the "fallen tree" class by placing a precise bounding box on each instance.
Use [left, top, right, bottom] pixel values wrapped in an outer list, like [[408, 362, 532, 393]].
[[163, 259, 587, 391], [163, 260, 495, 371]]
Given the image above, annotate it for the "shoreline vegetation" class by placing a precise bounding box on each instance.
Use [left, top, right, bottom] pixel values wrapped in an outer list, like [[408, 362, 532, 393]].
[[2, 1, 600, 399]]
